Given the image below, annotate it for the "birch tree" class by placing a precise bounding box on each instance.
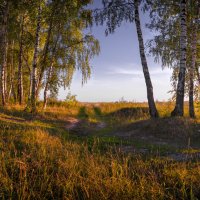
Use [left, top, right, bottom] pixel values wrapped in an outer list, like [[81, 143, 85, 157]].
[[95, 0, 159, 118], [146, 0, 200, 117], [17, 15, 24, 105], [171, 0, 187, 116], [188, 0, 200, 118], [30, 3, 42, 113], [0, 1, 9, 106], [0, 0, 99, 109]]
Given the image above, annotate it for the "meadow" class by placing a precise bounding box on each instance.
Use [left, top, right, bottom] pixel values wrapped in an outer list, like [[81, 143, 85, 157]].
[[1, 101, 200, 199]]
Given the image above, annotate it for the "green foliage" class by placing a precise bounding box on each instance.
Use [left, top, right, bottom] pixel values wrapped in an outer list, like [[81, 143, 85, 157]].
[[146, 0, 200, 99], [0, 0, 99, 109], [65, 92, 78, 107], [94, 0, 135, 35]]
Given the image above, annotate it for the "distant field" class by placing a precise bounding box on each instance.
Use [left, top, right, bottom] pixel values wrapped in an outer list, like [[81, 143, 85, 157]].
[[1, 102, 200, 199]]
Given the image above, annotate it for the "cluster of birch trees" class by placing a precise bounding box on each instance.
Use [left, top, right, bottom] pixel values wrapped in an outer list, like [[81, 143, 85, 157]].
[[95, 0, 200, 118], [0, 0, 199, 117], [0, 0, 99, 112]]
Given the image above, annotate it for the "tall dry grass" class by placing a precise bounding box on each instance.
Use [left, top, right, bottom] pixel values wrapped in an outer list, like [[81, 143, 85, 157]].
[[0, 125, 200, 199], [1, 102, 200, 199]]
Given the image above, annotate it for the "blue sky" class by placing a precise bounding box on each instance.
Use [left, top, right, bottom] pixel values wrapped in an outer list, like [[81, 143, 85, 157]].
[[58, 1, 173, 102]]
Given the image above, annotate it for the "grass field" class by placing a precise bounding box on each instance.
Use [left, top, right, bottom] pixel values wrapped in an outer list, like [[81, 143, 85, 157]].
[[1, 101, 200, 199]]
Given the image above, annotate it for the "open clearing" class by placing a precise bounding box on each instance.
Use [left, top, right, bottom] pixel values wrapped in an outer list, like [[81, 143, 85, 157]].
[[1, 102, 200, 199]]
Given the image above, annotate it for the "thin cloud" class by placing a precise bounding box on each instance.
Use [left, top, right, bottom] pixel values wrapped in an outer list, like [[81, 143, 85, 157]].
[[108, 66, 172, 78]]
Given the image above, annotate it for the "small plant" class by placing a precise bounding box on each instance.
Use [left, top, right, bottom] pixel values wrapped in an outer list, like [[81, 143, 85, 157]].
[[118, 96, 127, 103], [65, 92, 78, 107]]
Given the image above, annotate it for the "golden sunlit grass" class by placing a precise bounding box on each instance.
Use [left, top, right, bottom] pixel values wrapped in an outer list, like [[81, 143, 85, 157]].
[[1, 127, 200, 199], [0, 102, 200, 199]]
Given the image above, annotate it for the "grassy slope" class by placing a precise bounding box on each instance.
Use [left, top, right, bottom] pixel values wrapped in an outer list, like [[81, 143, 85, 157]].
[[1, 102, 200, 199]]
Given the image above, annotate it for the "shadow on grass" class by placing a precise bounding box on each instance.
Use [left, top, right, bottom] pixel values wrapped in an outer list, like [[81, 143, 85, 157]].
[[0, 105, 71, 121], [109, 116, 200, 149], [0, 107, 68, 137], [106, 107, 149, 120], [93, 106, 102, 117], [0, 107, 35, 120], [77, 106, 89, 119]]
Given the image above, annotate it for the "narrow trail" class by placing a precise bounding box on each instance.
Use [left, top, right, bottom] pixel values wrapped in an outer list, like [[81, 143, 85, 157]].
[[65, 117, 81, 130]]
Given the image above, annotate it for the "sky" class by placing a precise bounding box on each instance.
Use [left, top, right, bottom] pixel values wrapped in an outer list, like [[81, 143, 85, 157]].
[[58, 1, 173, 102]]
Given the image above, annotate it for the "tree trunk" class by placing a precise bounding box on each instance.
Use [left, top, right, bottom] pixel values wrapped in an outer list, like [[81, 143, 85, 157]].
[[171, 0, 187, 117], [17, 16, 24, 105], [36, 2, 58, 99], [195, 66, 200, 85], [1, 1, 9, 106], [134, 0, 159, 118], [8, 40, 15, 102], [189, 1, 199, 118], [36, 19, 53, 99], [29, 69, 32, 102], [189, 59, 195, 118], [43, 34, 59, 110], [43, 63, 54, 110], [43, 85, 48, 110], [31, 5, 41, 113]]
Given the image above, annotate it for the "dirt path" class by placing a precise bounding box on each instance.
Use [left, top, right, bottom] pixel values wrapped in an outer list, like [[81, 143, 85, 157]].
[[65, 117, 81, 130]]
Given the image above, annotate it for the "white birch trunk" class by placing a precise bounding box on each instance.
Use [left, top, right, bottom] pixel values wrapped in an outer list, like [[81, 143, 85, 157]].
[[134, 0, 159, 118], [43, 63, 54, 110], [171, 0, 187, 116], [1, 1, 9, 106], [18, 16, 24, 105], [31, 5, 41, 113]]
